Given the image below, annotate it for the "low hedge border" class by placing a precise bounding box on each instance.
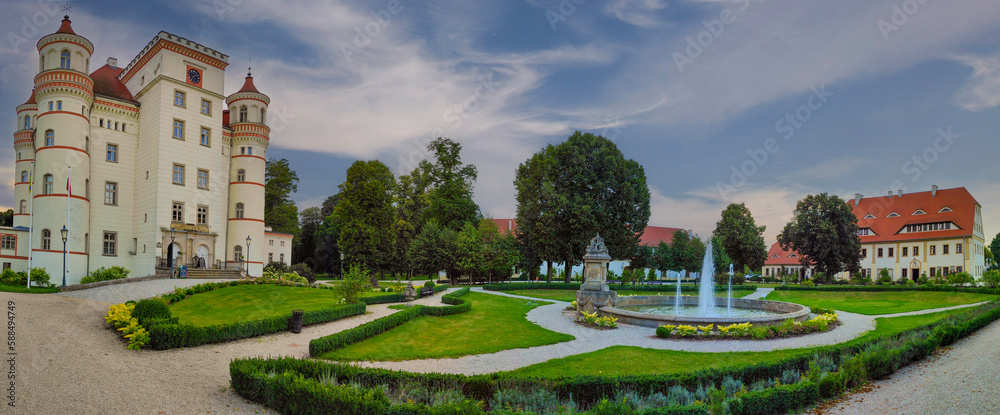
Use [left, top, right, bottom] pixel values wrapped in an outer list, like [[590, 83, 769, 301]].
[[148, 302, 366, 350], [309, 287, 471, 357], [238, 298, 1000, 414], [484, 282, 757, 293], [774, 285, 1000, 295]]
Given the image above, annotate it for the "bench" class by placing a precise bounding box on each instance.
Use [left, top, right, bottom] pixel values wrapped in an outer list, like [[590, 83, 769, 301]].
[[420, 287, 434, 297]]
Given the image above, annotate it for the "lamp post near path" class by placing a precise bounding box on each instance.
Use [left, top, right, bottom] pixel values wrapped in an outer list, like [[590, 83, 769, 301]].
[[60, 226, 68, 287]]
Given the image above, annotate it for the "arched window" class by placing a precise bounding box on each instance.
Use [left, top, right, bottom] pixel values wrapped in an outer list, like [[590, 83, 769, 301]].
[[20, 171, 28, 182], [19, 200, 26, 214], [45, 130, 54, 146], [40, 56, 45, 71], [235, 203, 245, 219], [239, 106, 247, 122], [23, 116, 29, 130], [43, 174, 53, 195], [60, 51, 70, 69], [236, 169, 245, 181], [56, 101, 62, 111], [233, 245, 242, 261], [42, 229, 51, 250], [260, 108, 266, 124]]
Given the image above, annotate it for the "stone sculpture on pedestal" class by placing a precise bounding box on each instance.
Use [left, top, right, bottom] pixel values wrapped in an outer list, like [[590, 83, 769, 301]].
[[576, 234, 617, 313]]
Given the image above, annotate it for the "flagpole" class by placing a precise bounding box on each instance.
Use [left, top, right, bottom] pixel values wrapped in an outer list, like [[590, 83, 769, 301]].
[[26, 163, 33, 289]]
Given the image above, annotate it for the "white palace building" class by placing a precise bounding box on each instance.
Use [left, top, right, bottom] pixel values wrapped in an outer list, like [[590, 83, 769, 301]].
[[6, 16, 291, 284]]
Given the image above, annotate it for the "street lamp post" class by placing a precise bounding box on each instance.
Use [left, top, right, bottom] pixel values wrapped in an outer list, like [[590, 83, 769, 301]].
[[339, 253, 345, 279], [170, 230, 176, 279], [246, 235, 252, 277], [60, 226, 68, 287]]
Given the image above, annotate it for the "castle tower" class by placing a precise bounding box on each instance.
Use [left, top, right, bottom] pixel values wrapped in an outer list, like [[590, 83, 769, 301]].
[[13, 91, 37, 229], [31, 16, 93, 283], [226, 70, 269, 276]]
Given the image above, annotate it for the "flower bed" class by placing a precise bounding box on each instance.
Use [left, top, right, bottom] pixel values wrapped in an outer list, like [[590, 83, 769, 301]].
[[576, 311, 618, 329], [654, 314, 839, 340]]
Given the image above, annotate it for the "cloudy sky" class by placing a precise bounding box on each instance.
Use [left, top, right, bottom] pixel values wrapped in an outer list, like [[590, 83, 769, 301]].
[[1, 0, 998, 244]]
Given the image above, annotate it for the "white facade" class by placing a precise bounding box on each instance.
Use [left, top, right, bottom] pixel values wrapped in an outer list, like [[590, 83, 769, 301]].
[[5, 17, 286, 284]]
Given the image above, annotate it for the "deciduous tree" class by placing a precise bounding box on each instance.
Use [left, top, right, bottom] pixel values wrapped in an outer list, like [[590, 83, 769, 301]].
[[423, 138, 480, 231], [264, 158, 300, 235], [713, 203, 767, 272], [335, 160, 396, 286], [777, 193, 861, 279]]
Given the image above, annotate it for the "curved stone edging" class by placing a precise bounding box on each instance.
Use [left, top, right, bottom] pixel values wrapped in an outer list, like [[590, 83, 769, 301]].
[[601, 295, 810, 327]]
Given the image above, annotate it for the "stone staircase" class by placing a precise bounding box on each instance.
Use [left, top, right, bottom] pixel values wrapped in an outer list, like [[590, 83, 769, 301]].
[[183, 269, 243, 279]]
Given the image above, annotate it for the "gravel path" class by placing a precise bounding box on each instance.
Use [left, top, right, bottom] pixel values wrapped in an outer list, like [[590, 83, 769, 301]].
[[57, 278, 227, 305], [743, 287, 773, 300], [810, 318, 1000, 415], [5, 286, 457, 414]]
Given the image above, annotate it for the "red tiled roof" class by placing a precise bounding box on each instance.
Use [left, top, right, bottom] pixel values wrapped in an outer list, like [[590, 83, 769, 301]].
[[237, 74, 260, 94], [22, 90, 36, 106], [222, 110, 230, 127], [90, 65, 135, 103], [764, 242, 808, 266], [852, 187, 978, 243], [491, 219, 683, 247], [56, 16, 76, 35]]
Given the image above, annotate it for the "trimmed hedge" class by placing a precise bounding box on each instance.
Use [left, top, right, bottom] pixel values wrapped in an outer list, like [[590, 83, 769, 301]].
[[250, 298, 1000, 413], [774, 285, 1000, 295], [309, 287, 471, 357], [484, 282, 757, 293], [148, 302, 366, 350]]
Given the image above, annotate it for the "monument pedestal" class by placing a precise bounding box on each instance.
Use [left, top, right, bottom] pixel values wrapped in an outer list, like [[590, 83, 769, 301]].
[[576, 234, 616, 314]]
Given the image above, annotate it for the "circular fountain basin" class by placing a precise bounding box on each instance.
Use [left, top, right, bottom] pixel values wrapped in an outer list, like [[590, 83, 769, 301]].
[[600, 296, 810, 328]]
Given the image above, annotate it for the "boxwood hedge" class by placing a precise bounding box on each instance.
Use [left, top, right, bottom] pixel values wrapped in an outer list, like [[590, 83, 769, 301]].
[[774, 285, 1000, 295], [484, 282, 756, 293], [309, 287, 471, 357]]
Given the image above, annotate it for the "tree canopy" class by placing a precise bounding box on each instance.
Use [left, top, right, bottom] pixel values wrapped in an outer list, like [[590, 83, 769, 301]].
[[713, 202, 767, 272], [423, 137, 480, 231], [989, 233, 1000, 271], [335, 160, 396, 284], [515, 131, 651, 282], [264, 158, 300, 235], [777, 193, 861, 278]]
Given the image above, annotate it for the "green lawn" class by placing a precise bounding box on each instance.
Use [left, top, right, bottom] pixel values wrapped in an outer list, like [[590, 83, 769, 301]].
[[498, 289, 756, 303], [320, 292, 575, 361], [764, 290, 995, 315], [510, 307, 972, 378], [0, 284, 60, 294], [170, 284, 353, 326]]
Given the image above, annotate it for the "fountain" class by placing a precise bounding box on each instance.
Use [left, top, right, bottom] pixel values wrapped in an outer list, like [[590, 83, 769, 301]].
[[589, 237, 810, 328]]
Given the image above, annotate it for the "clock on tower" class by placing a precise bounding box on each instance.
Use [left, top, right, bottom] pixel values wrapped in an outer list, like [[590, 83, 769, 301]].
[[186, 66, 203, 87]]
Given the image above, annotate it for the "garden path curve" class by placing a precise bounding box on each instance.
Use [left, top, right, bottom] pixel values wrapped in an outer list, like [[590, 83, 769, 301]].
[[354, 287, 990, 375]]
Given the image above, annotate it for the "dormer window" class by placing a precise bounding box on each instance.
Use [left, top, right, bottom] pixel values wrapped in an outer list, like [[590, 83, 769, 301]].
[[858, 228, 875, 236], [912, 210, 926, 215], [863, 214, 876, 220], [789, 254, 798, 258], [938, 207, 952, 213], [886, 212, 900, 218], [771, 254, 779, 258]]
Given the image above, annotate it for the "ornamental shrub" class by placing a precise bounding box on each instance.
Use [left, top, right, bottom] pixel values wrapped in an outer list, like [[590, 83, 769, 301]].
[[876, 269, 892, 285], [648, 269, 658, 281], [983, 270, 1000, 289], [291, 263, 317, 283], [947, 272, 974, 286], [337, 265, 372, 304], [81, 266, 129, 284], [423, 281, 435, 289], [132, 298, 172, 325], [0, 269, 26, 286], [29, 267, 53, 287]]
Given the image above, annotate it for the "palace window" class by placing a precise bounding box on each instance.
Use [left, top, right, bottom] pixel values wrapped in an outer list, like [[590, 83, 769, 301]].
[[268, 253, 273, 263], [956, 243, 962, 254], [861, 248, 867, 257], [172, 120, 185, 140], [23, 116, 30, 130], [19, 200, 26, 214], [279, 253, 284, 263], [60, 51, 70, 69], [42, 229, 51, 250], [930, 245, 936, 255], [233, 245, 242, 261], [887, 248, 894, 257], [106, 144, 118, 162], [45, 130, 54, 146], [172, 164, 185, 185], [172, 202, 184, 222], [913, 246, 919, 256], [57, 101, 62, 111], [48, 102, 53, 111], [236, 169, 245, 181], [103, 232, 117, 256], [104, 182, 117, 206], [235, 203, 244, 219], [43, 174, 53, 194], [201, 99, 211, 115], [260, 108, 266, 124], [197, 169, 209, 189], [877, 248, 883, 258], [20, 171, 28, 182], [197, 205, 208, 225], [200, 127, 211, 147], [943, 244, 949, 255], [239, 106, 247, 122], [0, 236, 14, 250], [902, 247, 908, 257], [174, 90, 186, 107]]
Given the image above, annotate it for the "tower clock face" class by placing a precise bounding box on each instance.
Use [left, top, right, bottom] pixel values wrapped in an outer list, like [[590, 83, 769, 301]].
[[186, 66, 203, 86]]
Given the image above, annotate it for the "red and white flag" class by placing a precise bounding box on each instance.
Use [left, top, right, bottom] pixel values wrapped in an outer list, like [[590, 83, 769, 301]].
[[66, 176, 72, 197]]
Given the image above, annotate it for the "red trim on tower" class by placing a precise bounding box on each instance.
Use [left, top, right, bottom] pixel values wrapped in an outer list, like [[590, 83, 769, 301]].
[[232, 155, 266, 162], [228, 218, 265, 223], [37, 39, 92, 53], [0, 255, 29, 260], [38, 111, 90, 122], [230, 181, 265, 187], [36, 146, 90, 157], [33, 194, 90, 202], [14, 182, 29, 186], [32, 249, 87, 256], [228, 96, 268, 106], [16, 159, 34, 163]]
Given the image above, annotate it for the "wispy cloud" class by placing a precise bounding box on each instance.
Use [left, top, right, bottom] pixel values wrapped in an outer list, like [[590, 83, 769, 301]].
[[603, 0, 668, 27], [950, 53, 1000, 111]]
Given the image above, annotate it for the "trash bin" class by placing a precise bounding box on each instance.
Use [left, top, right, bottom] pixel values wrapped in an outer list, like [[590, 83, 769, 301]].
[[179, 265, 188, 279], [290, 309, 304, 333]]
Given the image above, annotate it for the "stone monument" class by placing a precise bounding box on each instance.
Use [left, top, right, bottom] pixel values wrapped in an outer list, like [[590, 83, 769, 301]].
[[403, 282, 417, 302], [576, 234, 616, 313]]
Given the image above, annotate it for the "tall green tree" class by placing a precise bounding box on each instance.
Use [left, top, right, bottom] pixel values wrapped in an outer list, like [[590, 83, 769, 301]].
[[986, 246, 996, 271], [710, 235, 733, 275], [630, 244, 655, 277], [515, 132, 651, 283], [314, 212, 342, 275], [423, 138, 480, 231], [335, 160, 396, 286], [455, 219, 522, 284], [0, 209, 11, 227], [391, 166, 431, 279], [989, 233, 1000, 271], [409, 219, 457, 280], [293, 207, 323, 268], [320, 194, 341, 217], [653, 240, 675, 274], [264, 158, 300, 235], [514, 145, 563, 282], [777, 193, 861, 279], [713, 203, 767, 272]]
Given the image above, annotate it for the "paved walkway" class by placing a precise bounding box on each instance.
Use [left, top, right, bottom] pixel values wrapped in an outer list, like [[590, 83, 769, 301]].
[[57, 278, 226, 304], [355, 287, 988, 375]]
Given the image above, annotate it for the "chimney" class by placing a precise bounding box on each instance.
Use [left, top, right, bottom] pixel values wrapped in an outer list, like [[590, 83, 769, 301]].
[[888, 191, 892, 198], [931, 185, 938, 197], [855, 193, 862, 206], [107, 57, 118, 68], [897, 190, 904, 198]]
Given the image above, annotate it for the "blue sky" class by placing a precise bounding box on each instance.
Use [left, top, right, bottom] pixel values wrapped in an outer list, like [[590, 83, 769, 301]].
[[1, 0, 998, 244]]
